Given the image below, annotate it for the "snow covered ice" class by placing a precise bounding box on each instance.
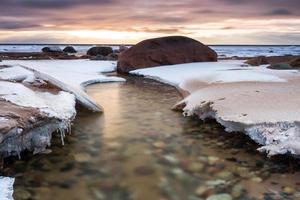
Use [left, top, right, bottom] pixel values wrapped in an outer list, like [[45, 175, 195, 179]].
[[131, 60, 300, 156], [0, 176, 14, 200], [3, 60, 125, 111]]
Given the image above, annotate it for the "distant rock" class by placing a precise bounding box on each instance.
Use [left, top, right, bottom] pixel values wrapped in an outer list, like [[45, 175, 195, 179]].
[[119, 45, 129, 52], [87, 46, 113, 56], [42, 46, 62, 53], [106, 53, 119, 61], [90, 55, 106, 60], [246, 56, 269, 66], [289, 57, 300, 68], [268, 63, 292, 70], [63, 46, 77, 53], [117, 36, 217, 73]]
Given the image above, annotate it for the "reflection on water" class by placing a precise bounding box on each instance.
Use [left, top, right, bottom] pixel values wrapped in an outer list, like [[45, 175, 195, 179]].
[[2, 76, 300, 200]]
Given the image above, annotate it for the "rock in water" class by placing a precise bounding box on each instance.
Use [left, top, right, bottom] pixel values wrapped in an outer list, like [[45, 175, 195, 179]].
[[268, 62, 292, 70], [117, 36, 217, 73], [106, 53, 119, 61], [246, 56, 269, 66], [289, 57, 300, 68], [63, 46, 77, 53], [87, 46, 113, 56], [42, 46, 62, 53]]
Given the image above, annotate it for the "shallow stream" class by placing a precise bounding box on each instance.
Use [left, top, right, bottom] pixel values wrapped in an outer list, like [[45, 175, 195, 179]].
[[2, 76, 300, 200]]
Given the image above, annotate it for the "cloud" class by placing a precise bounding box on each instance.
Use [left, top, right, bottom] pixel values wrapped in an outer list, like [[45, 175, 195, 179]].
[[267, 9, 293, 16]]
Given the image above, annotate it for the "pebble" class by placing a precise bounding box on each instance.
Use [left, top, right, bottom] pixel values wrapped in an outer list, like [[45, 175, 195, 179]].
[[74, 153, 91, 163], [282, 186, 295, 195], [231, 184, 243, 198], [153, 141, 165, 149], [164, 155, 179, 165], [134, 166, 154, 176], [207, 193, 232, 200], [14, 188, 31, 200], [195, 186, 211, 197], [208, 156, 220, 165], [206, 179, 226, 187], [216, 171, 233, 180], [187, 162, 204, 173], [250, 177, 263, 183]]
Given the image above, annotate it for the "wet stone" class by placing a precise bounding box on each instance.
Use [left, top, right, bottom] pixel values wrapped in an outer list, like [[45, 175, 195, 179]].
[[207, 193, 232, 200], [133, 166, 155, 176], [282, 186, 295, 195], [14, 188, 32, 200]]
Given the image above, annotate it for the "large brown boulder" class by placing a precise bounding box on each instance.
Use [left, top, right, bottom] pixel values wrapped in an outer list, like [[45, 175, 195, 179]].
[[87, 46, 113, 56], [117, 36, 217, 73]]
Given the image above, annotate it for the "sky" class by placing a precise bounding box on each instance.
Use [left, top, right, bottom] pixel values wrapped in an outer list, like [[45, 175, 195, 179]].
[[0, 0, 299, 44]]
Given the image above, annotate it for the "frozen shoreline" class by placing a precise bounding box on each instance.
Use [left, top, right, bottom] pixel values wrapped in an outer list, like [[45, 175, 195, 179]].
[[131, 60, 300, 156], [0, 60, 124, 158]]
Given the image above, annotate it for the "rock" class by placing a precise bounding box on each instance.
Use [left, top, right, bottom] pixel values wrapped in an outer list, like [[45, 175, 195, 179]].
[[195, 186, 211, 197], [216, 171, 233, 180], [231, 184, 243, 198], [87, 46, 113, 56], [267, 62, 292, 70], [119, 45, 129, 52], [187, 162, 204, 173], [63, 46, 77, 53], [106, 53, 119, 61], [246, 56, 269, 66], [207, 193, 232, 200], [250, 177, 263, 183], [208, 156, 220, 165], [14, 188, 31, 200], [289, 57, 300, 68], [134, 166, 154, 176], [153, 141, 165, 149], [41, 46, 62, 53], [74, 153, 91, 163], [282, 186, 295, 195], [117, 36, 217, 73], [206, 179, 226, 187], [90, 55, 107, 60]]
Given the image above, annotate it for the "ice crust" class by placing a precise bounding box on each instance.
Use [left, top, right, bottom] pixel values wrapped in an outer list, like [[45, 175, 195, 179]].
[[3, 60, 125, 111], [0, 176, 14, 200], [131, 60, 300, 156]]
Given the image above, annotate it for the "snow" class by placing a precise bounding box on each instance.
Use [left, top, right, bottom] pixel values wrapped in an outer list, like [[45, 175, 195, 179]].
[[0, 81, 76, 120], [2, 60, 125, 111], [131, 60, 296, 91], [131, 60, 300, 156], [0, 66, 33, 82], [0, 176, 14, 200]]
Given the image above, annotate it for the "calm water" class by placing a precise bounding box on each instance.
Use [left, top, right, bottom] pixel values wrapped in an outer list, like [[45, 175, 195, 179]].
[[0, 44, 299, 58], [2, 76, 300, 200]]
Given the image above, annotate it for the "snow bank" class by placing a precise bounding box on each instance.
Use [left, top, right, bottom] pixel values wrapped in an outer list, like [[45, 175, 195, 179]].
[[0, 176, 14, 200], [0, 66, 33, 82], [131, 60, 300, 156], [3, 60, 125, 111]]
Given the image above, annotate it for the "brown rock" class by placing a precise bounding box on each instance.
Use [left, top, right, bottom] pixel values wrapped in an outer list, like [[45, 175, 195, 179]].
[[289, 57, 300, 68], [117, 36, 217, 73], [87, 46, 113, 56], [106, 53, 119, 61], [41, 46, 62, 53], [246, 56, 269, 66], [63, 46, 77, 53]]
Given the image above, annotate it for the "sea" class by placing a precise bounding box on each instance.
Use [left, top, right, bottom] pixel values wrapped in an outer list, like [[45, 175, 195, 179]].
[[0, 44, 299, 58]]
